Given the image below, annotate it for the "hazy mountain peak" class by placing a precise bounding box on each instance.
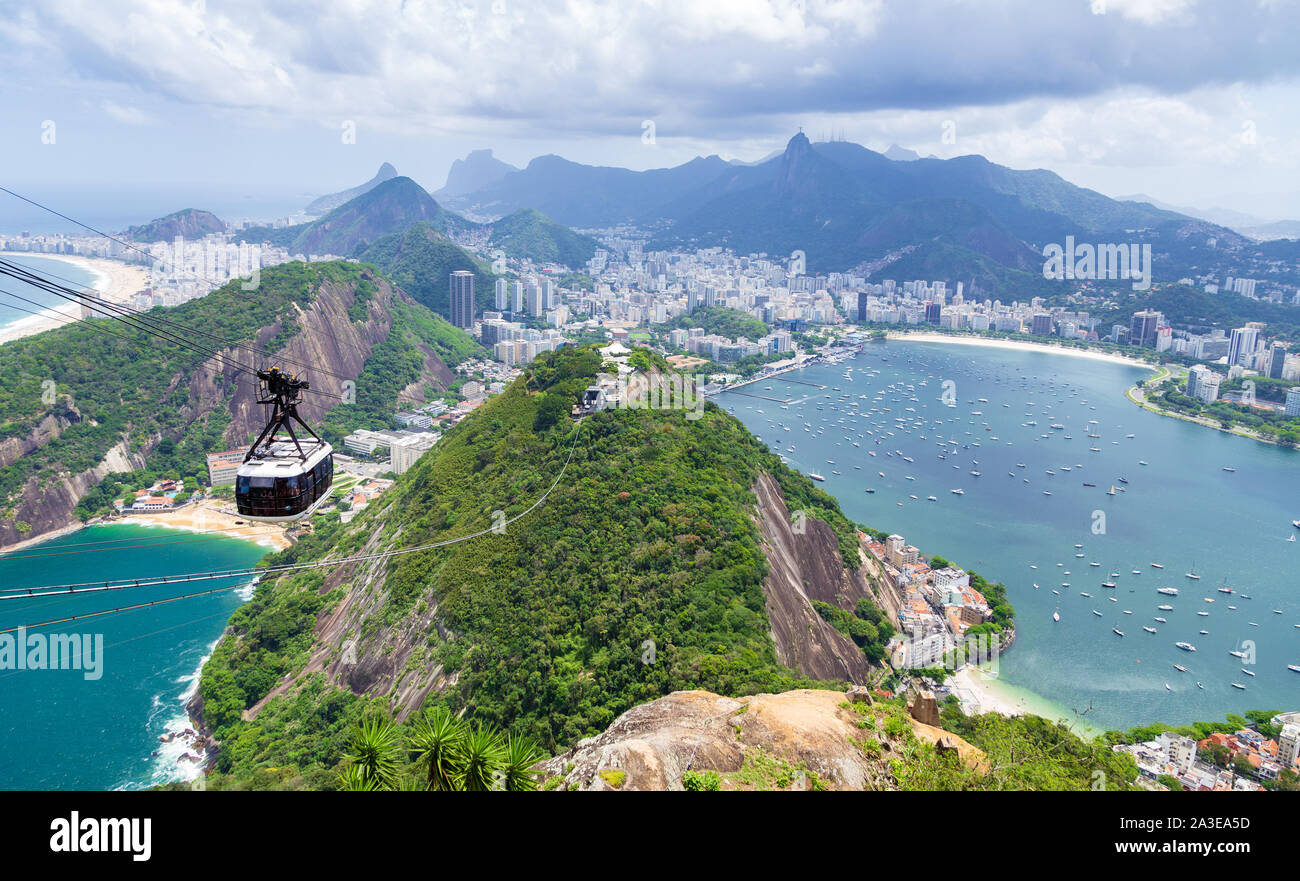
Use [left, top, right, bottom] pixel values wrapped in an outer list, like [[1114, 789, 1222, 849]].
[[304, 162, 400, 215], [884, 144, 921, 161], [439, 149, 518, 197]]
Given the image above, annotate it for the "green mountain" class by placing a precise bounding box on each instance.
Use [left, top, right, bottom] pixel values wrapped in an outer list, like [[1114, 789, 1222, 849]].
[[355, 222, 497, 318], [194, 345, 913, 786], [488, 208, 600, 266], [125, 208, 227, 243], [294, 176, 470, 256], [0, 260, 477, 549], [240, 177, 596, 269], [237, 177, 472, 257], [305, 162, 399, 216]]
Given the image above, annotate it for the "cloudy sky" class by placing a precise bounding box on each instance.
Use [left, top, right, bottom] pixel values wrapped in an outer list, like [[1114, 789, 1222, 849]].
[[1, 0, 1297, 227]]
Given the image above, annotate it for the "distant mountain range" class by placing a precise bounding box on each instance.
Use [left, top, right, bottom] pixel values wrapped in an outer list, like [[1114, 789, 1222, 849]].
[[435, 152, 739, 229], [305, 162, 399, 216], [437, 132, 1291, 286], [1120, 192, 1300, 242], [232, 176, 600, 268], [133, 139, 1298, 297]]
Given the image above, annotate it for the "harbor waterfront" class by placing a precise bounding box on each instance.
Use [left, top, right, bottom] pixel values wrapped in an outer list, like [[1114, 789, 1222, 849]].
[[718, 338, 1300, 732], [0, 523, 267, 790]]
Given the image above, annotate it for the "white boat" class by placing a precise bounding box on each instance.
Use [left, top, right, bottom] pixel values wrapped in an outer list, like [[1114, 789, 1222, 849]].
[[1052, 611, 1060, 622], [1175, 642, 1196, 652], [808, 473, 825, 481], [1156, 587, 1179, 596]]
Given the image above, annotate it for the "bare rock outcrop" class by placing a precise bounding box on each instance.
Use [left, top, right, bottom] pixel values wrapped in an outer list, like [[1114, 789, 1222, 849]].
[[540, 688, 985, 791]]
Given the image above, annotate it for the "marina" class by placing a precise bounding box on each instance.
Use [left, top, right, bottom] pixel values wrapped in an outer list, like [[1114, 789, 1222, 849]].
[[719, 339, 1300, 730]]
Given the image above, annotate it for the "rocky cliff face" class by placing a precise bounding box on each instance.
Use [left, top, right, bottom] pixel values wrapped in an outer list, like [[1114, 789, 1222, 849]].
[[751, 471, 882, 682], [539, 688, 985, 791], [245, 519, 452, 724], [1, 438, 152, 548], [218, 275, 406, 445]]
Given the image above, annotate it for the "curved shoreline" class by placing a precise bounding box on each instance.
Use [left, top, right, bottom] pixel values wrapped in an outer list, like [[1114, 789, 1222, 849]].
[[0, 252, 150, 344], [1125, 369, 1299, 451], [881, 330, 1159, 373]]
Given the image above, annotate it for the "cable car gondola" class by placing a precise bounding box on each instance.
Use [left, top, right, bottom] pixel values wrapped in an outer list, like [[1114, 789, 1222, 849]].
[[235, 367, 333, 522]]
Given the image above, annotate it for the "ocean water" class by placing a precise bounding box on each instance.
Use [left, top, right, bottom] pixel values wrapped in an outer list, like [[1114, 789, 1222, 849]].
[[718, 339, 1300, 732], [0, 254, 102, 335], [0, 523, 267, 790]]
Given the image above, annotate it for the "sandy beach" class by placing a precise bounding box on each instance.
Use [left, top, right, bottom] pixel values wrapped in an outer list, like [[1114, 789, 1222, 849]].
[[0, 498, 291, 558], [885, 331, 1159, 373], [124, 498, 292, 551], [949, 666, 1104, 736], [0, 252, 150, 344], [950, 666, 1031, 716]]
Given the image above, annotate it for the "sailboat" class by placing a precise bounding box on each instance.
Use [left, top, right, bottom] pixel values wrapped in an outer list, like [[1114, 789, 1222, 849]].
[[1107, 485, 1117, 496]]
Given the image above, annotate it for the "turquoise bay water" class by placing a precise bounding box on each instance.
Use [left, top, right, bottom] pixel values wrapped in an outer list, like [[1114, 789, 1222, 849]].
[[0, 254, 101, 332], [719, 340, 1300, 732], [0, 523, 266, 790]]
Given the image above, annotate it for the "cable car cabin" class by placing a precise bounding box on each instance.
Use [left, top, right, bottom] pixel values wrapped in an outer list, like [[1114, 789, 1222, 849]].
[[235, 440, 334, 522]]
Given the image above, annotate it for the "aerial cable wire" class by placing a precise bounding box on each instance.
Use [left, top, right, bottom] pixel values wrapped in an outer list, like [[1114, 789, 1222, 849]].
[[0, 416, 587, 611], [0, 254, 355, 383], [0, 185, 385, 381]]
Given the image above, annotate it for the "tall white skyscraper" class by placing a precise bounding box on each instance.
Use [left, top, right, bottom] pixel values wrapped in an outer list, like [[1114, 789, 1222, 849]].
[[494, 278, 509, 311], [1227, 326, 1259, 367]]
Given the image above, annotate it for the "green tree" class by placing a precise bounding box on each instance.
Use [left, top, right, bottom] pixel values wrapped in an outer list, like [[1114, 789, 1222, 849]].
[[409, 706, 467, 791], [344, 716, 403, 789]]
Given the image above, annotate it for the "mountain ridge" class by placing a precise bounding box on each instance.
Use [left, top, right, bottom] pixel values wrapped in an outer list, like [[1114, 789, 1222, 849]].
[[305, 162, 399, 216]]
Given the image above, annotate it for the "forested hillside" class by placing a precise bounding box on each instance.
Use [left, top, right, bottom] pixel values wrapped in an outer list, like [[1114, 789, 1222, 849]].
[[355, 222, 496, 317], [196, 346, 882, 786]]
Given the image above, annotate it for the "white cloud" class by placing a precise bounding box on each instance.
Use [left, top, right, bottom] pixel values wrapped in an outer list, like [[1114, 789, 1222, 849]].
[[101, 99, 154, 125]]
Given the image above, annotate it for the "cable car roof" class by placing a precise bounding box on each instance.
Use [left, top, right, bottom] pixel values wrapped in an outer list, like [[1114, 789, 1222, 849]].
[[238, 440, 332, 476]]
